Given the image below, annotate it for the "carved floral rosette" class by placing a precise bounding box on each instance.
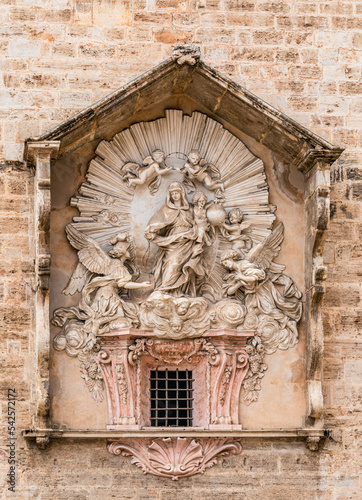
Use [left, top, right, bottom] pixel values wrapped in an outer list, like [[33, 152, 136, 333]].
[[108, 437, 242, 480]]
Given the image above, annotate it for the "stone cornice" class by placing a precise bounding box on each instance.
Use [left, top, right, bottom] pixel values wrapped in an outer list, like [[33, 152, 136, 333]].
[[25, 141, 61, 168], [23, 46, 343, 171], [22, 428, 327, 439], [22, 428, 327, 453]]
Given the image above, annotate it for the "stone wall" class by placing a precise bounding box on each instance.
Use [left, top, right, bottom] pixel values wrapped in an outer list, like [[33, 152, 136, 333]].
[[0, 0, 361, 498]]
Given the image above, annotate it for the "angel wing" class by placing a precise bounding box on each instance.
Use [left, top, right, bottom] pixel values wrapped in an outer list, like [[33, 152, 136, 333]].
[[246, 223, 285, 272], [121, 162, 140, 179], [62, 262, 93, 295], [204, 162, 221, 178], [65, 224, 115, 276]]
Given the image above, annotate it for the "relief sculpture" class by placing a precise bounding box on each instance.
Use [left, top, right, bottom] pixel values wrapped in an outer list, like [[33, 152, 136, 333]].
[[53, 228, 151, 353], [52, 109, 303, 414], [221, 223, 303, 355], [144, 182, 214, 297], [182, 150, 225, 195], [121, 149, 172, 195]]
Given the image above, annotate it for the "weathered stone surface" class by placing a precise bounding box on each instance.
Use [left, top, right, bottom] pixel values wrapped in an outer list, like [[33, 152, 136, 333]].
[[0, 0, 361, 497]]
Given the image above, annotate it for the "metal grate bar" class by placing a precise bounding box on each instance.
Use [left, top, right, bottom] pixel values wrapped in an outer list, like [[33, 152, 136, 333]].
[[150, 368, 193, 427]]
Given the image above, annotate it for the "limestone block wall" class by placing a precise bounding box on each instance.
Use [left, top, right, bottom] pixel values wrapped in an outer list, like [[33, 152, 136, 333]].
[[0, 0, 361, 498]]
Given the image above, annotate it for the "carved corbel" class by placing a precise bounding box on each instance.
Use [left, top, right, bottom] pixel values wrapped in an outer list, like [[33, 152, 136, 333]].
[[108, 437, 242, 480], [36, 435, 51, 450], [306, 436, 320, 452], [172, 45, 201, 66], [26, 141, 60, 428]]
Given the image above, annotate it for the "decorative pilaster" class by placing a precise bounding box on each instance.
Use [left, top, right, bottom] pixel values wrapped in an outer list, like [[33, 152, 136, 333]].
[[96, 331, 141, 428], [203, 331, 250, 428], [297, 150, 341, 430], [26, 142, 60, 430]]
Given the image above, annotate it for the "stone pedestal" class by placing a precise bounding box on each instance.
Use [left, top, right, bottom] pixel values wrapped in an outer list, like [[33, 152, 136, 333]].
[[102, 327, 253, 479], [96, 328, 254, 430]]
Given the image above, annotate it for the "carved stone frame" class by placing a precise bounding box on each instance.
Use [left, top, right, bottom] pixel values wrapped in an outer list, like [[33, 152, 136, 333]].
[[26, 141, 60, 430], [23, 47, 343, 458]]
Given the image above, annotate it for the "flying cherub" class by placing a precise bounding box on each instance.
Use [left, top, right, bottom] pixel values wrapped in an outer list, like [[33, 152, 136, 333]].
[[182, 150, 224, 194], [220, 208, 252, 254], [121, 149, 172, 195]]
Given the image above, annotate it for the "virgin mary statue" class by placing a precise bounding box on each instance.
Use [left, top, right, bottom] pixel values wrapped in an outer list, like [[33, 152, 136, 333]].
[[144, 182, 209, 297]]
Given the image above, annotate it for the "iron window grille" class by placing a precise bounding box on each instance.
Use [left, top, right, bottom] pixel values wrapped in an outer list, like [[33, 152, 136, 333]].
[[150, 368, 194, 427]]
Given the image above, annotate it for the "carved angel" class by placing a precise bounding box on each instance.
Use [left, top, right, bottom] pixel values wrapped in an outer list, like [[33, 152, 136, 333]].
[[181, 150, 224, 194], [121, 149, 172, 195], [63, 226, 144, 295], [221, 223, 303, 354], [53, 227, 151, 351], [92, 210, 124, 227]]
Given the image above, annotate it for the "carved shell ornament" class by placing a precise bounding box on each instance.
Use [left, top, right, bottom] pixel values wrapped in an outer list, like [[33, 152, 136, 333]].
[[52, 109, 303, 413], [108, 437, 242, 480]]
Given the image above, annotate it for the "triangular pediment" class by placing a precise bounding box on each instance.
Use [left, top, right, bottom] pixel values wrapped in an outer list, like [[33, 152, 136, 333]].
[[25, 45, 343, 173]]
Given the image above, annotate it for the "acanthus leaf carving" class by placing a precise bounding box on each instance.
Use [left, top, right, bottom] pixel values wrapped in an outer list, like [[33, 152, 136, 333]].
[[78, 351, 104, 403], [108, 437, 242, 480], [116, 360, 128, 405], [128, 337, 220, 366], [220, 362, 233, 406]]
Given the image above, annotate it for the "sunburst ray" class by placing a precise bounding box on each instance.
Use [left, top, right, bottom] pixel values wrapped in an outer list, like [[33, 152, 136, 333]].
[[69, 110, 275, 297]]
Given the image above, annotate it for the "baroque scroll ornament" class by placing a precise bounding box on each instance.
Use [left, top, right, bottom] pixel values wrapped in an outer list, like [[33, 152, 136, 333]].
[[108, 437, 242, 480], [52, 109, 303, 406]]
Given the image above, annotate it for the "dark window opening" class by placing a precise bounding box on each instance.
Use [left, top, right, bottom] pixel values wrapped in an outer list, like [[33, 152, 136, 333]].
[[150, 368, 193, 427]]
